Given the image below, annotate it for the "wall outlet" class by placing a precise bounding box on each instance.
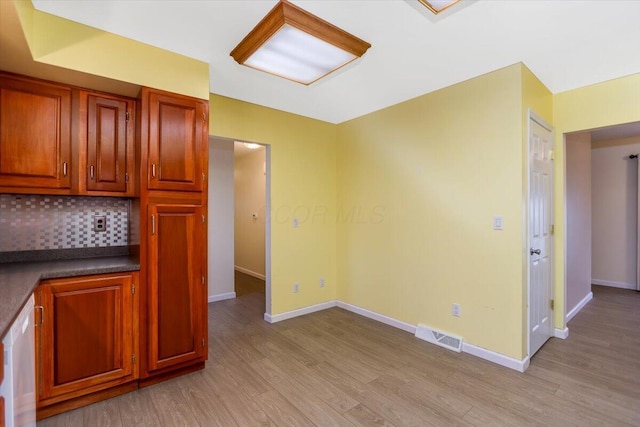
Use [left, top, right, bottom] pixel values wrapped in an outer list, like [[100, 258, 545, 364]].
[[452, 303, 461, 317], [93, 215, 107, 232], [319, 278, 325, 288], [293, 282, 300, 293]]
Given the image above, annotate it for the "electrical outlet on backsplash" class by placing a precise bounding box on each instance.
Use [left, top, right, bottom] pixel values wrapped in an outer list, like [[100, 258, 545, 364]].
[[0, 194, 132, 252]]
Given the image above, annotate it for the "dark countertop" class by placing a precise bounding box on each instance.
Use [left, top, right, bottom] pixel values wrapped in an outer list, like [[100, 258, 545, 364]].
[[0, 256, 140, 341]]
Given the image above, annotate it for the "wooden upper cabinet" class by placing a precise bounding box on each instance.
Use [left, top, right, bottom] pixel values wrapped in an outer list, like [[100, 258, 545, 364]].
[[146, 203, 207, 372], [36, 273, 137, 405], [0, 74, 71, 190], [143, 88, 208, 192], [84, 92, 135, 196]]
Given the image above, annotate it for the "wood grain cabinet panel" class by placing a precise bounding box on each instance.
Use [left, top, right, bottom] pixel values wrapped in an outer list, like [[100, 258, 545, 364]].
[[85, 93, 134, 195], [146, 203, 207, 372], [0, 75, 71, 190], [144, 88, 207, 192], [35, 273, 138, 407]]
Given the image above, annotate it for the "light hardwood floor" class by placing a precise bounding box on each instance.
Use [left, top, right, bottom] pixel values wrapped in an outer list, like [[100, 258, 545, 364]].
[[39, 284, 640, 426]]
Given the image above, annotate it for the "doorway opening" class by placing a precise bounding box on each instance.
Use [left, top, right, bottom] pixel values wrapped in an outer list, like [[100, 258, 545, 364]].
[[208, 136, 271, 318], [564, 121, 640, 324], [233, 140, 268, 304]]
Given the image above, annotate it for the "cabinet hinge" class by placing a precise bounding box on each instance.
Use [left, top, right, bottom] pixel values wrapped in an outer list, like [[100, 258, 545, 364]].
[[203, 113, 206, 122], [201, 214, 205, 224], [126, 111, 130, 122], [550, 299, 554, 310], [125, 172, 129, 183], [131, 283, 135, 295], [201, 275, 205, 285], [550, 224, 555, 235], [202, 338, 205, 348], [132, 354, 136, 364], [202, 172, 205, 182]]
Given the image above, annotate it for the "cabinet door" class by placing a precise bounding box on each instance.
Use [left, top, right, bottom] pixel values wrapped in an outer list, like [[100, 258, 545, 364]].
[[147, 90, 206, 192], [87, 94, 133, 194], [147, 203, 206, 372], [36, 273, 136, 403], [0, 76, 71, 189]]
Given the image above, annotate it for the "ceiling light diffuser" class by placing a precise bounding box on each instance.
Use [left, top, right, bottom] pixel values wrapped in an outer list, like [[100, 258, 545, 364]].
[[230, 0, 371, 85], [418, 0, 461, 14]]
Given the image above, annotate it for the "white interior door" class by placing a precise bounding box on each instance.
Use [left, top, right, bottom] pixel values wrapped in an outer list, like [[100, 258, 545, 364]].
[[529, 113, 554, 357]]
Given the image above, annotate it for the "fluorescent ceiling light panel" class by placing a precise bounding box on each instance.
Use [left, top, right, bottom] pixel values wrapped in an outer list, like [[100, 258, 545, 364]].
[[418, 0, 461, 14], [230, 0, 371, 85], [244, 25, 356, 85]]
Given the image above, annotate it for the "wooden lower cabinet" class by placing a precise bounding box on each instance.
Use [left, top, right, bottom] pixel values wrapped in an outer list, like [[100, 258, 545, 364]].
[[144, 202, 207, 375], [35, 272, 138, 416]]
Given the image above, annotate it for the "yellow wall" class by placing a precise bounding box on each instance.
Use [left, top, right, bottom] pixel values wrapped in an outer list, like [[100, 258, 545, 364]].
[[336, 64, 528, 359], [553, 73, 640, 327], [210, 95, 338, 315], [12, 0, 209, 99]]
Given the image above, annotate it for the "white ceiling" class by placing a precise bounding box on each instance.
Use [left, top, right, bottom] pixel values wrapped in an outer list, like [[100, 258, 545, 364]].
[[32, 0, 640, 124], [590, 121, 640, 143]]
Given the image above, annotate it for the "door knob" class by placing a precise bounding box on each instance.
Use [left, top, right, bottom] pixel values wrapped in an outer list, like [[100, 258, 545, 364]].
[[530, 248, 541, 255]]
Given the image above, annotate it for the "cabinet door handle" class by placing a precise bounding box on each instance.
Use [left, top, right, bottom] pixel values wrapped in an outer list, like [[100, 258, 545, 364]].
[[63, 162, 68, 177], [35, 305, 44, 326], [151, 214, 156, 235], [90, 165, 95, 180], [151, 163, 156, 178]]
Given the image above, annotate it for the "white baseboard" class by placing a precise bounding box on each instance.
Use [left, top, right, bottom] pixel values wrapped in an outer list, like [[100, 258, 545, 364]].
[[336, 301, 417, 334], [235, 265, 266, 281], [337, 302, 528, 371], [208, 292, 236, 303], [264, 300, 337, 323], [462, 342, 530, 372], [591, 279, 635, 290], [554, 327, 569, 339], [267, 299, 529, 372], [566, 291, 593, 323]]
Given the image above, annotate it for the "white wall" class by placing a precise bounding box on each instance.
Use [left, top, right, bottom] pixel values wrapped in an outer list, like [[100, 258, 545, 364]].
[[234, 147, 266, 278], [208, 137, 236, 301], [591, 136, 640, 289], [566, 132, 592, 315]]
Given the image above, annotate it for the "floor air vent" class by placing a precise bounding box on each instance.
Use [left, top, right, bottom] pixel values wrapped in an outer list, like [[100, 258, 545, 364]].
[[415, 324, 463, 352]]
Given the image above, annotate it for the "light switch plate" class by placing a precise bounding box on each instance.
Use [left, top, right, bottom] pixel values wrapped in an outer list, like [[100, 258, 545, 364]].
[[493, 215, 503, 230]]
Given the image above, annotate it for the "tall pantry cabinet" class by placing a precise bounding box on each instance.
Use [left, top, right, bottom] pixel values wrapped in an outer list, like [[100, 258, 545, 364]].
[[137, 87, 209, 381]]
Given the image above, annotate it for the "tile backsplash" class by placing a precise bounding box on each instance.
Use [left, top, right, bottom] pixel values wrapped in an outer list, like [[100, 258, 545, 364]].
[[0, 194, 130, 252]]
